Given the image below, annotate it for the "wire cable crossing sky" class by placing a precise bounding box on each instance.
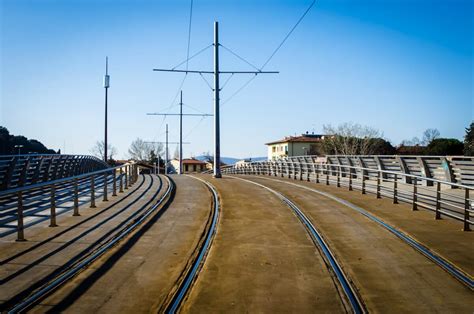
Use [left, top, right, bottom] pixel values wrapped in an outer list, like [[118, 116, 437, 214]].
[[0, 0, 472, 159]]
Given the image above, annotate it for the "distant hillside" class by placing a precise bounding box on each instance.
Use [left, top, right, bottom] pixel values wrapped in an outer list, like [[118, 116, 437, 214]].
[[195, 155, 266, 165], [0, 126, 57, 155]]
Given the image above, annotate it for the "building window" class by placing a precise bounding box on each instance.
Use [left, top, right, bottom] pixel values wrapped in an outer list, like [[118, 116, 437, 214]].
[[272, 146, 276, 153], [185, 165, 189, 172], [193, 165, 197, 172]]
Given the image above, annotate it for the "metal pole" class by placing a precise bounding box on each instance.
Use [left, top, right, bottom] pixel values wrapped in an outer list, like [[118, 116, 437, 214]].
[[213, 21, 221, 178], [90, 176, 96, 208], [103, 173, 108, 201], [104, 56, 110, 163], [112, 170, 117, 196], [393, 174, 398, 204], [119, 167, 124, 193], [412, 177, 418, 211], [73, 178, 80, 216], [435, 181, 440, 219], [50, 184, 57, 227], [165, 124, 169, 175], [157, 155, 161, 175], [179, 91, 183, 175], [464, 188, 470, 231], [16, 192, 25, 241]]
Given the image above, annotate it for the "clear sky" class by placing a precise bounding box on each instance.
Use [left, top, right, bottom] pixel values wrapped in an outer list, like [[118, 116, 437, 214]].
[[1, 0, 472, 159]]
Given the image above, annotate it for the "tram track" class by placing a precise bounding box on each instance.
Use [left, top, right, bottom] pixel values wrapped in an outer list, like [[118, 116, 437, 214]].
[[252, 176, 474, 290], [1, 174, 171, 312], [232, 176, 366, 314], [159, 175, 220, 314]]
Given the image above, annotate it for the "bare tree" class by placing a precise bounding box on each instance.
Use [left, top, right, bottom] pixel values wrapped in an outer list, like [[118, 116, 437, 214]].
[[201, 151, 213, 163], [128, 138, 163, 161], [401, 137, 421, 146], [322, 122, 384, 155], [90, 140, 117, 160], [422, 128, 440, 145]]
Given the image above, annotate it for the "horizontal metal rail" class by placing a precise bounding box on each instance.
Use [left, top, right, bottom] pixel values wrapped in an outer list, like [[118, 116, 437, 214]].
[[1, 162, 139, 241], [222, 160, 473, 231]]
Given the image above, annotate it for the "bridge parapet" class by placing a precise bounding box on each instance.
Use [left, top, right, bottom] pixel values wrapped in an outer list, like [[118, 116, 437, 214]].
[[282, 155, 474, 187], [221, 157, 474, 231], [0, 158, 139, 241], [0, 154, 109, 191]]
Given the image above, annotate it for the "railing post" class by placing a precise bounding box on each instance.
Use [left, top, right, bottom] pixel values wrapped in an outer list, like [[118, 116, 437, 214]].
[[435, 181, 441, 219], [393, 174, 398, 204], [90, 176, 96, 208], [376, 172, 381, 198], [50, 184, 57, 227], [337, 166, 341, 187], [464, 188, 471, 231], [361, 171, 366, 194], [119, 167, 124, 193], [112, 169, 117, 196], [73, 178, 80, 216], [412, 177, 418, 211], [124, 166, 129, 190], [306, 164, 310, 181], [348, 168, 353, 191], [16, 192, 26, 241], [326, 164, 329, 185], [103, 172, 108, 201], [315, 164, 320, 183]]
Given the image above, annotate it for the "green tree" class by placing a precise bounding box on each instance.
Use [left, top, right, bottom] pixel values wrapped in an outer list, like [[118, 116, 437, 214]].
[[425, 138, 464, 156], [464, 122, 474, 156]]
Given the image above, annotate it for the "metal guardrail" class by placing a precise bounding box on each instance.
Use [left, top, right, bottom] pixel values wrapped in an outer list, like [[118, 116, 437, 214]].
[[0, 162, 139, 241], [221, 160, 473, 231], [0, 154, 110, 191], [280, 155, 474, 187]]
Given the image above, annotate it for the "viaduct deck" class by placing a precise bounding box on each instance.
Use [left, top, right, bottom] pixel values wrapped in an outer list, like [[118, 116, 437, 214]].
[[0, 174, 472, 313]]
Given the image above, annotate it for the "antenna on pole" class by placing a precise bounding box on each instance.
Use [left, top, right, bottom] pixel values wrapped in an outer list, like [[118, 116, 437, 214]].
[[179, 91, 183, 175], [152, 21, 278, 178], [103, 56, 110, 163]]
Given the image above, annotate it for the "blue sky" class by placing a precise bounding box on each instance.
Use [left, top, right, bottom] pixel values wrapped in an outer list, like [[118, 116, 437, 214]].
[[1, 0, 472, 159]]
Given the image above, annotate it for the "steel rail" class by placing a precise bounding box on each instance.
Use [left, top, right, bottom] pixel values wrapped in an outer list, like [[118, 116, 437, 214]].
[[7, 175, 174, 313], [232, 176, 366, 314], [255, 176, 474, 290], [164, 175, 220, 314]]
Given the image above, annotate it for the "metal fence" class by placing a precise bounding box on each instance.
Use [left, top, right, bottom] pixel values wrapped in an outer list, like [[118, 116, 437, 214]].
[[0, 154, 110, 191], [282, 155, 474, 187], [0, 162, 138, 241], [221, 159, 473, 231]]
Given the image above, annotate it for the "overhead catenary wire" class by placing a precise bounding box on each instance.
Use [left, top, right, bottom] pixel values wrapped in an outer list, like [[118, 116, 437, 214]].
[[260, 0, 316, 70], [220, 44, 261, 72], [221, 74, 258, 106], [198, 72, 214, 90], [221, 0, 315, 108], [171, 44, 213, 70], [185, 0, 194, 71], [153, 0, 196, 139]]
